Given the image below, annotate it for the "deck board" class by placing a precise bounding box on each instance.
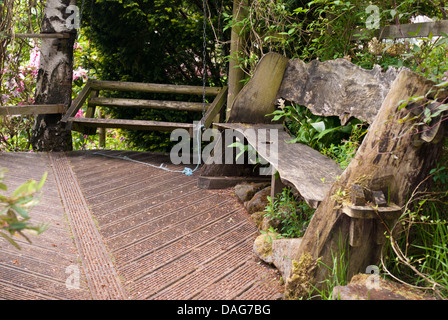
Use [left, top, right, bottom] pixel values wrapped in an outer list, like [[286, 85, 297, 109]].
[[0, 150, 283, 300]]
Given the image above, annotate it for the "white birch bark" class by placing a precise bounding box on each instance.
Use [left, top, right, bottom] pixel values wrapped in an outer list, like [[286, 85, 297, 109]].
[[31, 0, 77, 151]]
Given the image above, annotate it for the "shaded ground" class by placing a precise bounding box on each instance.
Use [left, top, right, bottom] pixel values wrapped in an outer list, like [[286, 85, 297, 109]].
[[0, 150, 283, 300]]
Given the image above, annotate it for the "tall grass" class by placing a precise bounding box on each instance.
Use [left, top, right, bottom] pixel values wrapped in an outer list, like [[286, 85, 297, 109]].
[[381, 138, 448, 299]]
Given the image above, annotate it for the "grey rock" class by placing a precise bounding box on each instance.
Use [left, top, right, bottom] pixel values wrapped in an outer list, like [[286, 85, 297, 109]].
[[271, 238, 303, 280], [253, 234, 303, 280], [244, 186, 271, 214], [234, 182, 270, 203]]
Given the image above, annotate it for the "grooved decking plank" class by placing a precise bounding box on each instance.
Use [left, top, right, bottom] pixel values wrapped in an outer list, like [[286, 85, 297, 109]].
[[66, 150, 283, 300], [115, 205, 245, 275], [131, 224, 258, 299], [0, 152, 91, 300], [49, 153, 128, 300], [1, 151, 283, 300], [104, 194, 230, 250]]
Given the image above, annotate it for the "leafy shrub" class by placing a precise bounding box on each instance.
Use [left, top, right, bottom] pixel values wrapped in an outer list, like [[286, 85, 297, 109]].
[[0, 168, 49, 250], [264, 187, 315, 238], [268, 99, 367, 169]]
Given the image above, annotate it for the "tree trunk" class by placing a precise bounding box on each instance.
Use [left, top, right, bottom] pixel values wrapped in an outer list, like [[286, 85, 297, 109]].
[[285, 69, 447, 299], [31, 0, 77, 151], [226, 0, 248, 120]]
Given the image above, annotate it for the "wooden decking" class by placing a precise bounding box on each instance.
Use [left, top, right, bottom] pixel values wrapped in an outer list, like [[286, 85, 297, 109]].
[[0, 150, 282, 300]]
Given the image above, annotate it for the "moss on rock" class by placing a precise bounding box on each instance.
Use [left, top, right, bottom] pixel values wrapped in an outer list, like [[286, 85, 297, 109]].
[[284, 252, 319, 300]]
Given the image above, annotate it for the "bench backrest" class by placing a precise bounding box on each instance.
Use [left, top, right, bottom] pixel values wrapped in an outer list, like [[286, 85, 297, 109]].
[[227, 52, 405, 125]]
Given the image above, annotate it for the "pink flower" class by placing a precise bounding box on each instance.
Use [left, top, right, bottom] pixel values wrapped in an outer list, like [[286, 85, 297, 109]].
[[442, 71, 448, 82], [75, 109, 84, 118], [73, 67, 88, 81], [29, 46, 40, 69]]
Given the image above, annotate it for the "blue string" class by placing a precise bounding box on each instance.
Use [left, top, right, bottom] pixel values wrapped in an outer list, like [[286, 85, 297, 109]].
[[93, 123, 204, 177]]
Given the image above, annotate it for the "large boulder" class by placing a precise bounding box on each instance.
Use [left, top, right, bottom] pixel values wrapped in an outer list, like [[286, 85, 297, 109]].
[[332, 273, 438, 300], [253, 234, 303, 280]]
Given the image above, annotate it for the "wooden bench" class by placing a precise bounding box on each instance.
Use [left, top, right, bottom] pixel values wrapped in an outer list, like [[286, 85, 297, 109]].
[[205, 52, 404, 208], [204, 53, 447, 292], [62, 80, 228, 136]]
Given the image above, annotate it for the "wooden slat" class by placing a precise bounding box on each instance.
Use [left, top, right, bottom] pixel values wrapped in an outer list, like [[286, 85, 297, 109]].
[[89, 80, 221, 96], [215, 123, 343, 208], [88, 97, 209, 112], [352, 20, 448, 40], [68, 117, 194, 134], [2, 33, 71, 39], [0, 104, 65, 116], [61, 80, 93, 122], [201, 86, 228, 129]]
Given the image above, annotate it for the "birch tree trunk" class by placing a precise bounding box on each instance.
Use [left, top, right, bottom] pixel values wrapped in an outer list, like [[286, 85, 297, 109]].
[[31, 0, 77, 151]]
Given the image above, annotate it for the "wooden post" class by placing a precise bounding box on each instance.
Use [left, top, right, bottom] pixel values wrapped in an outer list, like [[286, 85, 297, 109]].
[[98, 109, 106, 149], [226, 0, 248, 120], [285, 70, 447, 298]]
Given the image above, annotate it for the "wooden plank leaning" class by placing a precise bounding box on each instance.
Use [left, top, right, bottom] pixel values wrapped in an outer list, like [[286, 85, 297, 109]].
[[201, 86, 228, 129], [61, 80, 93, 123]]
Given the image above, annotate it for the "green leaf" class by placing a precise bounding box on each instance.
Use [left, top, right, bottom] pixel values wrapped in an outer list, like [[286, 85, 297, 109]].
[[0, 231, 21, 250], [11, 205, 29, 219], [310, 121, 326, 133], [8, 222, 28, 231], [435, 80, 448, 88], [431, 104, 448, 118], [37, 172, 47, 191], [0, 183, 7, 191], [397, 100, 408, 111]]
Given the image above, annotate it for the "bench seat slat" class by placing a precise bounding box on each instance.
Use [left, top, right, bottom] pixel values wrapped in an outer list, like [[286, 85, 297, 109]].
[[215, 123, 343, 207], [68, 117, 194, 134]]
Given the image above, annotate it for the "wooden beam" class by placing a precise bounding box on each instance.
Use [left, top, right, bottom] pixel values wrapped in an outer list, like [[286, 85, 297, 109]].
[[68, 117, 194, 134], [87, 97, 210, 112], [2, 33, 72, 39], [0, 104, 65, 116], [228, 52, 289, 124], [61, 80, 93, 122], [89, 80, 221, 96], [352, 20, 448, 40], [201, 86, 228, 129]]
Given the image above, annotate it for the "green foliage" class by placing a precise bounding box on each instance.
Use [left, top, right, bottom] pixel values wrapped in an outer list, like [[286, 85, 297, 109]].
[[312, 234, 350, 300], [384, 198, 448, 299], [225, 0, 448, 79], [80, 0, 231, 151], [0, 168, 49, 250], [0, 115, 33, 151], [321, 122, 367, 170], [267, 99, 366, 168], [381, 138, 448, 299], [264, 187, 315, 238]]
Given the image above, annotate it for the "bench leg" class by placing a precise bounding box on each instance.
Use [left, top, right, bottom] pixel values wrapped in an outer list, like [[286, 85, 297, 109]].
[[271, 171, 287, 200]]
